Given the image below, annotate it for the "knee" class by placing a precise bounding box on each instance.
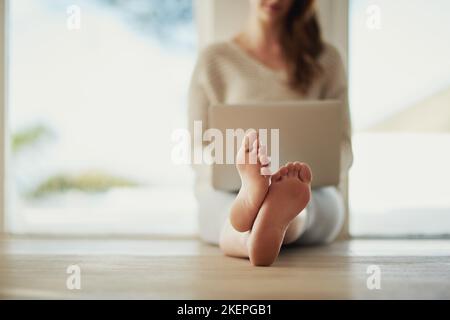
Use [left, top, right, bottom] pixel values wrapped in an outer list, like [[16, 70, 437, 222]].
[[323, 206, 344, 244], [315, 187, 345, 244], [300, 187, 345, 245]]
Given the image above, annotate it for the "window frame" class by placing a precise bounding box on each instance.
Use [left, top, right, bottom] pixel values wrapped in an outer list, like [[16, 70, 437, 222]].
[[0, 0, 7, 236]]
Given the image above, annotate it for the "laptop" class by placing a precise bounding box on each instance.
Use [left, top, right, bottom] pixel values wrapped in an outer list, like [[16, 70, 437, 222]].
[[208, 100, 342, 191]]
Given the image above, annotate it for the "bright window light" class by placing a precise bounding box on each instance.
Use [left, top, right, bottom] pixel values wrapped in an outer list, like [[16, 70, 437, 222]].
[[349, 0, 450, 236], [8, 0, 198, 235]]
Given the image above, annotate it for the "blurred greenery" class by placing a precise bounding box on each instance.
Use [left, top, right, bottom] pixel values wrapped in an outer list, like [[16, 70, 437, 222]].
[[13, 0, 187, 199], [12, 125, 140, 199], [12, 124, 53, 154], [29, 171, 139, 198]]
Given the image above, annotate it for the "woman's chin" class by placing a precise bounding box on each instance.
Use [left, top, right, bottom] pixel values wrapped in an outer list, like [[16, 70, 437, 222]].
[[258, 11, 283, 25]]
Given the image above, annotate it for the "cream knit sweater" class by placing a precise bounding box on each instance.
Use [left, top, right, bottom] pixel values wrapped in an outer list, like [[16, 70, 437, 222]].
[[188, 40, 353, 186]]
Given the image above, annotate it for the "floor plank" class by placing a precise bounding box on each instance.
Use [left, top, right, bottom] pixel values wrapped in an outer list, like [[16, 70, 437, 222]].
[[0, 238, 449, 299]]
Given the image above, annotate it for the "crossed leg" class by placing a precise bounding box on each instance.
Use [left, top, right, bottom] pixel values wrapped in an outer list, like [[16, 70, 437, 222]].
[[219, 132, 312, 266]]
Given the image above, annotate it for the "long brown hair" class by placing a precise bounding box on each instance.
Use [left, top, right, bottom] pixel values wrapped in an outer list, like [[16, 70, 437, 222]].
[[279, 0, 324, 93]]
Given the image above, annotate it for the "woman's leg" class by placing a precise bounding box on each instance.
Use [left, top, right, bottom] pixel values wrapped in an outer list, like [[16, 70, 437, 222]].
[[219, 162, 312, 265], [218, 131, 270, 257], [228, 131, 271, 232], [216, 131, 312, 266], [294, 186, 345, 245], [217, 185, 344, 259], [195, 180, 236, 245], [218, 207, 309, 259], [195, 131, 270, 249], [246, 163, 311, 265], [196, 130, 333, 264], [196, 176, 343, 259], [219, 219, 250, 258]]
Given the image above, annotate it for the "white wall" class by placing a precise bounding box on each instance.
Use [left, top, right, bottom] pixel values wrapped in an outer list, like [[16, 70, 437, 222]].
[[194, 0, 249, 48], [316, 0, 349, 70]]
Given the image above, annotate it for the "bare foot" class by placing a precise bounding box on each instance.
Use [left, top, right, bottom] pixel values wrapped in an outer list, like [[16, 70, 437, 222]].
[[229, 131, 271, 232], [248, 162, 312, 266]]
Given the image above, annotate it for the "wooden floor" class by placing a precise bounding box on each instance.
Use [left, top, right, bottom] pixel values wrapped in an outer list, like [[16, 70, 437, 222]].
[[1, 238, 449, 299]]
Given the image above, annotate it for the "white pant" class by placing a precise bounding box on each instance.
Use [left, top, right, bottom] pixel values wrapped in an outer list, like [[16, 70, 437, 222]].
[[195, 181, 345, 245]]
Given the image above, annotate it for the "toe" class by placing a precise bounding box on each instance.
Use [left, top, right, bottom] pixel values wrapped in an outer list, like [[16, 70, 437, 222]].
[[249, 140, 258, 164], [243, 131, 257, 152], [299, 163, 312, 183], [271, 170, 282, 181], [279, 165, 289, 178], [252, 139, 258, 151], [258, 145, 270, 166], [242, 135, 250, 152], [248, 131, 258, 151], [258, 144, 267, 156], [293, 162, 302, 177], [287, 162, 296, 177], [272, 165, 286, 181]]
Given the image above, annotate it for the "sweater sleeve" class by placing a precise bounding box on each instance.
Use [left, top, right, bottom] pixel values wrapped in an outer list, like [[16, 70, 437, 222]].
[[321, 45, 354, 174]]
